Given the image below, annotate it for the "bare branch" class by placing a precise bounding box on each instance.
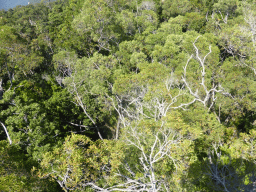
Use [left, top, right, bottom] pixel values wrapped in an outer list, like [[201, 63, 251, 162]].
[[182, 36, 225, 110], [0, 121, 12, 145], [82, 126, 182, 192]]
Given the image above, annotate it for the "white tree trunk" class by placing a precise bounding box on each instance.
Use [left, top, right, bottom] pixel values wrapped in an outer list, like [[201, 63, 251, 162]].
[[0, 121, 12, 145]]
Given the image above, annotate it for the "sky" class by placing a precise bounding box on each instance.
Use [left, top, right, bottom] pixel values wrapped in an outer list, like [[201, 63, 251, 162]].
[[0, 0, 29, 10]]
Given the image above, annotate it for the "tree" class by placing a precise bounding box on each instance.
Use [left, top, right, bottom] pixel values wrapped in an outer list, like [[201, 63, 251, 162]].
[[0, 140, 59, 191], [106, 122, 182, 192], [55, 51, 118, 139], [72, 0, 122, 52], [186, 129, 256, 191], [0, 79, 88, 160], [182, 35, 225, 111], [39, 133, 124, 191], [0, 25, 43, 89]]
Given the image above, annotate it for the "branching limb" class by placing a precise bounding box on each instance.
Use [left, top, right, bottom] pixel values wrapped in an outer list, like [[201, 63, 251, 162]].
[[67, 67, 104, 140], [182, 36, 225, 110], [82, 126, 182, 192], [0, 121, 12, 145]]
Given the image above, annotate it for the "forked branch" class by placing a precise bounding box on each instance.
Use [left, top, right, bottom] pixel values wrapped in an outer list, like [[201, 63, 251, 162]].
[[182, 36, 224, 110]]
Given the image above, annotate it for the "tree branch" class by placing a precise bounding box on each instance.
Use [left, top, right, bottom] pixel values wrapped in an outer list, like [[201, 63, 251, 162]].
[[0, 121, 12, 145]]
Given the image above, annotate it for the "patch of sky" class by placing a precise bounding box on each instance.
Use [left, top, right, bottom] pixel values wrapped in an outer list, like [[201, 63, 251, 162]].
[[0, 0, 31, 10]]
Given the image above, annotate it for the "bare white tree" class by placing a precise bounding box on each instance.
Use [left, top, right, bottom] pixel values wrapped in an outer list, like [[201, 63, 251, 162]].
[[106, 36, 230, 139], [107, 37, 225, 135], [106, 84, 149, 139], [107, 81, 185, 139], [182, 36, 225, 111], [83, 124, 181, 192]]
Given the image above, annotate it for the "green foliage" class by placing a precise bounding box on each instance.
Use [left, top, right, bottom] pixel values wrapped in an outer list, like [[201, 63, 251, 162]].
[[39, 133, 124, 191], [0, 79, 91, 160], [161, 0, 194, 19], [0, 140, 59, 191], [2, 0, 256, 191]]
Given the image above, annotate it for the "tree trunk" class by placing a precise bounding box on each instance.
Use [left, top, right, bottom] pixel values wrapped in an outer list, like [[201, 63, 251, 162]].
[[0, 79, 3, 100], [115, 116, 120, 140], [0, 121, 12, 145]]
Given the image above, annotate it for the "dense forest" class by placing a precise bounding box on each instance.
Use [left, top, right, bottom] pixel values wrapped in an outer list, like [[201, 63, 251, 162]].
[[1, 0, 256, 191]]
